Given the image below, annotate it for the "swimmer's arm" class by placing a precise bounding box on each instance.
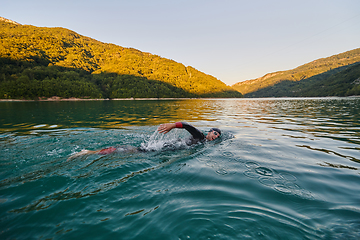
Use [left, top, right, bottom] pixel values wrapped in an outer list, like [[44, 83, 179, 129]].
[[158, 122, 204, 139], [179, 122, 204, 139]]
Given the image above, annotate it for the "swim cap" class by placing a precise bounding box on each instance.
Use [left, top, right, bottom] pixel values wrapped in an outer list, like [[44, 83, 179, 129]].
[[210, 128, 221, 136]]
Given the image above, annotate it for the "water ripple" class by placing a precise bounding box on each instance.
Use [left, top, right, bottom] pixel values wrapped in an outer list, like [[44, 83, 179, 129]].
[[1, 98, 360, 239], [242, 161, 314, 200]]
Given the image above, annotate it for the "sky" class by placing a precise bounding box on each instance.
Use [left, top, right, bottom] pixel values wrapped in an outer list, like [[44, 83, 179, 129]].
[[2, 0, 360, 85]]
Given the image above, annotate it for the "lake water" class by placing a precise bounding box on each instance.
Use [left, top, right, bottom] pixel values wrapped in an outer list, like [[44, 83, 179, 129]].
[[1, 98, 360, 240]]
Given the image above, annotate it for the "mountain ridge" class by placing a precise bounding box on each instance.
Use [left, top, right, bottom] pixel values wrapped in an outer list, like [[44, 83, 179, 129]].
[[0, 18, 242, 99], [0, 16, 20, 25], [232, 48, 360, 97]]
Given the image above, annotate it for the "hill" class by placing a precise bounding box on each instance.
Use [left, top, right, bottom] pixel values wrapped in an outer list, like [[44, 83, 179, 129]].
[[232, 48, 360, 97], [0, 18, 242, 99]]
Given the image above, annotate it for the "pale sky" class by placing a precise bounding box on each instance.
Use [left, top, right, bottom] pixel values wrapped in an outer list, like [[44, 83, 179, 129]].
[[2, 0, 360, 85]]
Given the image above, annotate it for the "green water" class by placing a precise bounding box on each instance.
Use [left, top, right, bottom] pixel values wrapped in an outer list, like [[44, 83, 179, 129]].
[[1, 98, 360, 239]]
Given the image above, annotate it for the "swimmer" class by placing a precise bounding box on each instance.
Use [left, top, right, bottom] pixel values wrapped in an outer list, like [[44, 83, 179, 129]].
[[67, 122, 221, 160], [157, 122, 221, 143]]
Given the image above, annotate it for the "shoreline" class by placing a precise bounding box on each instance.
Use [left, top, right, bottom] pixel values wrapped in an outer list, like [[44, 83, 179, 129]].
[[0, 96, 359, 102], [0, 97, 202, 102]]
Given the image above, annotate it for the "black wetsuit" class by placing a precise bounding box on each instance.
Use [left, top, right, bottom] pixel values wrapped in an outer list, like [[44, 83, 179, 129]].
[[175, 122, 205, 145]]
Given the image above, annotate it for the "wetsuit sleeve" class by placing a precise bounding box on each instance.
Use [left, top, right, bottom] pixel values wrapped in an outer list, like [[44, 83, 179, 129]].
[[175, 122, 205, 140]]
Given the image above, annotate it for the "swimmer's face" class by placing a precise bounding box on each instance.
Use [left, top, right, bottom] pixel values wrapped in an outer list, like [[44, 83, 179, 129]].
[[206, 130, 220, 141]]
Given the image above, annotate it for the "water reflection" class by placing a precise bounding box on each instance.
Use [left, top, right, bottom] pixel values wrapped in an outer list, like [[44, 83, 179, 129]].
[[0, 100, 222, 133]]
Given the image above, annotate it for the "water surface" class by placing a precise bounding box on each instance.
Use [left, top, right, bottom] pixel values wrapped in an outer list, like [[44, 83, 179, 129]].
[[1, 98, 360, 239]]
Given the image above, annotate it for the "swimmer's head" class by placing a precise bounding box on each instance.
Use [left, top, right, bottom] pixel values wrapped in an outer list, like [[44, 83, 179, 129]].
[[206, 128, 221, 141]]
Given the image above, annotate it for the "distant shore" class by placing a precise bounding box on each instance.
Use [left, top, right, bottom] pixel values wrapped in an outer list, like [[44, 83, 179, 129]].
[[0, 96, 358, 102], [0, 96, 202, 102]]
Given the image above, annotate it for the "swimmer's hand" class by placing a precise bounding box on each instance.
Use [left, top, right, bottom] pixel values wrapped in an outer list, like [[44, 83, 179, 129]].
[[158, 123, 176, 134]]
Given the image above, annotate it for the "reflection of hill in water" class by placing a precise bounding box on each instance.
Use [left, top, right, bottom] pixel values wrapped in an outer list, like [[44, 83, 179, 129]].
[[0, 100, 224, 132]]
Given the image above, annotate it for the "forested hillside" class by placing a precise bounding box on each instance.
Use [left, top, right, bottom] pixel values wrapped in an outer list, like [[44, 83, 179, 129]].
[[0, 19, 242, 99], [232, 48, 360, 97]]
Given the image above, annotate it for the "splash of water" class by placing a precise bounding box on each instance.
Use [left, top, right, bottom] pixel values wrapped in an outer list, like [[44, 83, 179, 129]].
[[140, 129, 188, 151]]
